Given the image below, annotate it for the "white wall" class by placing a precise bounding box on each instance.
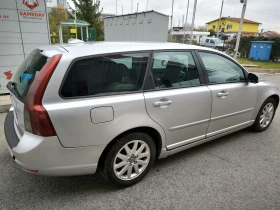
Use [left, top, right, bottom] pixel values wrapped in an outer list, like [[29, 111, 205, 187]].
[[0, 0, 50, 94], [104, 11, 169, 42]]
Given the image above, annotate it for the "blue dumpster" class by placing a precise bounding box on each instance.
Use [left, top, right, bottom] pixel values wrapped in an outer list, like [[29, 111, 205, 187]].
[[249, 41, 274, 61]]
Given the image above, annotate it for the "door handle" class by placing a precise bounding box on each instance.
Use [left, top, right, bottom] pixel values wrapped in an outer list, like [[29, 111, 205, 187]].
[[217, 90, 229, 97], [153, 100, 172, 107]]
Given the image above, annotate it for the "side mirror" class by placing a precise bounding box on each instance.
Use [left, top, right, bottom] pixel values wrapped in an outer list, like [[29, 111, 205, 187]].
[[248, 73, 259, 83]]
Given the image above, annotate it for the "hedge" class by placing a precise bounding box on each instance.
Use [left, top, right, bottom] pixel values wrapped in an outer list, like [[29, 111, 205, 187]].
[[229, 36, 280, 61]]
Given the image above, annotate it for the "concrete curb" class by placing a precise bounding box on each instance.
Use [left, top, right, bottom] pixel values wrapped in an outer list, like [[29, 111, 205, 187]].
[[0, 104, 11, 113], [0, 95, 12, 113], [242, 64, 259, 68], [246, 68, 280, 74]]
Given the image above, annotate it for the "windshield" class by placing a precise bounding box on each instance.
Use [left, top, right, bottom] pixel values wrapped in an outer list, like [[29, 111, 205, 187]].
[[215, 39, 222, 44], [13, 49, 48, 101]]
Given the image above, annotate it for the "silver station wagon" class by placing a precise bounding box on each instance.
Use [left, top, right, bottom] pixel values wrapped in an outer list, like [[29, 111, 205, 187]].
[[5, 41, 279, 186]]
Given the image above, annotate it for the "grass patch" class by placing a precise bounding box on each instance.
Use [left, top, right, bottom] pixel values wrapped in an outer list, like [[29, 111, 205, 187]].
[[236, 58, 280, 69]]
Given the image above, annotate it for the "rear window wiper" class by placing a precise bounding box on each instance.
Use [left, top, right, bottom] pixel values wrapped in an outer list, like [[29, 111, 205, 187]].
[[6, 81, 20, 99]]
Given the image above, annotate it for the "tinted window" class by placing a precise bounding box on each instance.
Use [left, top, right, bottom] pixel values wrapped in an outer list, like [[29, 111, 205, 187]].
[[13, 49, 48, 101], [61, 52, 149, 97], [206, 39, 209, 43], [151, 52, 200, 89], [198, 52, 246, 84], [210, 40, 215, 44]]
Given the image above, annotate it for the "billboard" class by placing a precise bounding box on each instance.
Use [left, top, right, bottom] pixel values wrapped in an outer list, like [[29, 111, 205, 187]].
[[0, 0, 50, 94]]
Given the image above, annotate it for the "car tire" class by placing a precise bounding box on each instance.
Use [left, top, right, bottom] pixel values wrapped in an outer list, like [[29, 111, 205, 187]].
[[100, 132, 156, 187], [251, 98, 276, 132]]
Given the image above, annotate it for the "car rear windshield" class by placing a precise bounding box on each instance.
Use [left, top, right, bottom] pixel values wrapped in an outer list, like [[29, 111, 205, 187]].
[[13, 49, 48, 101]]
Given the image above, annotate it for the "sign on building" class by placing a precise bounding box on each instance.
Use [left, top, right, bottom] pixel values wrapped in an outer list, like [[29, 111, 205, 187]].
[[0, 0, 50, 94]]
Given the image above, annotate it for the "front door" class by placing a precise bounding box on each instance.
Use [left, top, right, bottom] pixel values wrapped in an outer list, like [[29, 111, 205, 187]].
[[144, 51, 212, 150], [197, 51, 258, 137]]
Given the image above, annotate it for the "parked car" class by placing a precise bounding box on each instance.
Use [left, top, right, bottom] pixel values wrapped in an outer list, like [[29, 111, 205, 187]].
[[5, 41, 279, 187], [200, 37, 226, 50]]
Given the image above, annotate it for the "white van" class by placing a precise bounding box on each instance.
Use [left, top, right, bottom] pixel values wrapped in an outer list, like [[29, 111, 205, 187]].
[[200, 37, 225, 50]]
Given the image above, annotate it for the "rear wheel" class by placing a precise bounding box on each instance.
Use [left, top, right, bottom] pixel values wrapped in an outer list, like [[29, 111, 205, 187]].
[[251, 98, 276, 132], [101, 132, 156, 187]]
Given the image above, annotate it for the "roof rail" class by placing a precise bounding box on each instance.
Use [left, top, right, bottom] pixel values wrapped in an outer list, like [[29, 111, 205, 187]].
[[68, 38, 84, 44]]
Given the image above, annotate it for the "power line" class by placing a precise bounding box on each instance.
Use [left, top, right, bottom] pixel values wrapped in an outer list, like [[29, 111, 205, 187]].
[[224, 1, 280, 18], [196, 1, 222, 13]]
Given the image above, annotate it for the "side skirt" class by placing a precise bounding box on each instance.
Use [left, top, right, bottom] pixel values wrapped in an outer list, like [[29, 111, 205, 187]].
[[158, 120, 254, 159]]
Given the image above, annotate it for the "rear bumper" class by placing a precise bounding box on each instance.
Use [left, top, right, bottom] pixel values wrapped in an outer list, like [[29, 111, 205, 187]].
[[4, 111, 106, 176]]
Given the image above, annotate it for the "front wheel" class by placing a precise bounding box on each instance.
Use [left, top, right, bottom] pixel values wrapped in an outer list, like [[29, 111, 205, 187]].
[[100, 132, 156, 187], [251, 98, 276, 132]]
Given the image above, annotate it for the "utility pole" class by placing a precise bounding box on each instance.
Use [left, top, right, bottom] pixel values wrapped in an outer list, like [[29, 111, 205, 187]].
[[216, 0, 224, 38], [190, 0, 198, 44], [183, 0, 190, 44], [146, 0, 148, 10], [122, 6, 123, 15], [131, 0, 133, 13], [178, 19, 180, 27], [234, 0, 247, 59], [116, 0, 117, 15], [182, 15, 184, 27], [171, 0, 174, 29], [137, 2, 139, 12]]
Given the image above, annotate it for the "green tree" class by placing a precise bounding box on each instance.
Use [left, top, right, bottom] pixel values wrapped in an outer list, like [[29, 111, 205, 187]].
[[48, 7, 70, 44], [208, 29, 215, 36], [195, 25, 206, 31], [68, 0, 103, 41]]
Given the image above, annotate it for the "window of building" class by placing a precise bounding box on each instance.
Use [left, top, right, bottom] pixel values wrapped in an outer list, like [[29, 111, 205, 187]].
[[212, 25, 216, 29], [151, 51, 200, 89], [61, 52, 149, 97], [227, 25, 233, 29]]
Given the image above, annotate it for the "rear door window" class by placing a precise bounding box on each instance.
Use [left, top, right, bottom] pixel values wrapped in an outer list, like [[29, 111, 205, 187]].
[[61, 52, 150, 97], [150, 51, 201, 89], [13, 49, 48, 101]]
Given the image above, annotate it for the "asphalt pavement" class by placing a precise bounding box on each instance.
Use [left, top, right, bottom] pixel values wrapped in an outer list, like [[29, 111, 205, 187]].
[[0, 74, 280, 210]]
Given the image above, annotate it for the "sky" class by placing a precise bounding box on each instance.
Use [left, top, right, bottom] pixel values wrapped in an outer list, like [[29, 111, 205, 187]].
[[68, 0, 280, 32]]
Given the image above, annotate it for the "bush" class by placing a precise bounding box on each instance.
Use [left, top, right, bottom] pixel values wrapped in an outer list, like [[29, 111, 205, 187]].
[[229, 37, 280, 61]]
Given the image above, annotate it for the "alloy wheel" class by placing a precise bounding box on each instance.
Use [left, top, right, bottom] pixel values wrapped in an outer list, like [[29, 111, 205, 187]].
[[113, 140, 151, 181], [259, 102, 274, 128]]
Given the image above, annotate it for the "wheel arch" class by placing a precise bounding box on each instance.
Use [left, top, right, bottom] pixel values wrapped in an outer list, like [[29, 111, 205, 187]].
[[98, 126, 163, 167], [269, 94, 279, 108]]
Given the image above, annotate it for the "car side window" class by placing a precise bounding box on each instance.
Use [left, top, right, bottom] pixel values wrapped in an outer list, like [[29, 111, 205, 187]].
[[206, 39, 209, 43], [61, 52, 149, 97], [198, 52, 246, 84], [210, 40, 215, 44], [151, 51, 201, 89]]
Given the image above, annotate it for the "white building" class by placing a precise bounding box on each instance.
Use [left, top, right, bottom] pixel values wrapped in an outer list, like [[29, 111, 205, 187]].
[[104, 10, 169, 42], [46, 0, 58, 8], [0, 0, 50, 94], [169, 30, 210, 43], [57, 0, 67, 7]]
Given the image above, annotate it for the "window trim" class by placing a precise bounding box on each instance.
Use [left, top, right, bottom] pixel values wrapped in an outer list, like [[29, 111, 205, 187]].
[[144, 49, 207, 92], [194, 50, 249, 85], [58, 50, 153, 100]]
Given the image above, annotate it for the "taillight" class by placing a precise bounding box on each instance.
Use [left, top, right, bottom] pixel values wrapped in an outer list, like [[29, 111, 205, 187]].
[[24, 54, 62, 136]]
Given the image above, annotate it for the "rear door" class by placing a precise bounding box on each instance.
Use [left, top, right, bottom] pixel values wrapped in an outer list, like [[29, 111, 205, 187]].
[[7, 49, 49, 135], [144, 51, 212, 150], [196, 51, 257, 137]]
